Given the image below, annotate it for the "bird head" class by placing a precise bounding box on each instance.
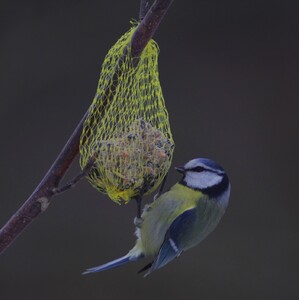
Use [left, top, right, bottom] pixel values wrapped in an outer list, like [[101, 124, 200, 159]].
[[175, 158, 230, 197]]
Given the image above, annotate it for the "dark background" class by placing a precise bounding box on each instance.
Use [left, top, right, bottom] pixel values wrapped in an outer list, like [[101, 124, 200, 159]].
[[1, 1, 298, 299]]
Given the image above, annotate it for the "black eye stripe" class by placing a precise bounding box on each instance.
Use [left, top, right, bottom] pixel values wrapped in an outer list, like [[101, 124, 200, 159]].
[[190, 166, 205, 172], [189, 166, 224, 174]]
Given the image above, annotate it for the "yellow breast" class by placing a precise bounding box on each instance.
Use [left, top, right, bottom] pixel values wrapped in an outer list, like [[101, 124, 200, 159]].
[[138, 183, 203, 255]]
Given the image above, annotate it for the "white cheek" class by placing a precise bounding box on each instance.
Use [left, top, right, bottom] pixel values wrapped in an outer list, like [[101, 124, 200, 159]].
[[185, 171, 222, 189]]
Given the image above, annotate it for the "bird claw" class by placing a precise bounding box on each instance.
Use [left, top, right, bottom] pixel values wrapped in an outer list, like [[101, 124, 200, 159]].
[[134, 217, 143, 228]]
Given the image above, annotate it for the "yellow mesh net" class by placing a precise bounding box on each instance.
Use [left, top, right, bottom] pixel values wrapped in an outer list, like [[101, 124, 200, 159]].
[[79, 24, 174, 204]]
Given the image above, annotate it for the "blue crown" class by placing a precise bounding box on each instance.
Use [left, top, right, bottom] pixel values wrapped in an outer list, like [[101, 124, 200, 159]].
[[197, 158, 224, 173]]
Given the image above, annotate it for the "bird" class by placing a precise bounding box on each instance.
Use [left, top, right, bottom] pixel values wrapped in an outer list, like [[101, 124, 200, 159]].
[[83, 157, 230, 276]]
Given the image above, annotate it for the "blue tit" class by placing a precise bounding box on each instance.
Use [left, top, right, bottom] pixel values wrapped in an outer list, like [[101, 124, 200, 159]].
[[83, 157, 230, 276]]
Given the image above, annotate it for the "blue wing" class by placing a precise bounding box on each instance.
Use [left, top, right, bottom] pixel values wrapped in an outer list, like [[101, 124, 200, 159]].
[[143, 208, 197, 276]]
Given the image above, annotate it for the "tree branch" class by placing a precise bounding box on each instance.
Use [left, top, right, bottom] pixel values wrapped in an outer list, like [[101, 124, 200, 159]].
[[132, 0, 174, 59], [0, 0, 174, 255], [139, 0, 153, 20]]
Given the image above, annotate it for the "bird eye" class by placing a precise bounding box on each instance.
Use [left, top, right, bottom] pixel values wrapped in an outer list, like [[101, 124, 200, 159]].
[[191, 166, 205, 172]]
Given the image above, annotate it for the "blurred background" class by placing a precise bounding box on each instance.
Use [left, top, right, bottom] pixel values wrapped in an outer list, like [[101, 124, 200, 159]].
[[0, 0, 298, 299]]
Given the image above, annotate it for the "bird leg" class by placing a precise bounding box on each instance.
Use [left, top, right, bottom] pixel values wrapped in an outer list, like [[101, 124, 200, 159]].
[[133, 179, 151, 227], [153, 173, 168, 201], [134, 196, 143, 228]]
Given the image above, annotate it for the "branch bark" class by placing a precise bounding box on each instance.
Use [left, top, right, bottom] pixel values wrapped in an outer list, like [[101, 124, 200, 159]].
[[139, 0, 153, 20], [0, 0, 174, 255], [132, 0, 174, 59]]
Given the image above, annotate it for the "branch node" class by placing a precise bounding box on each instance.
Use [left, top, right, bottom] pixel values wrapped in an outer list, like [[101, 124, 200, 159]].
[[37, 197, 50, 213]]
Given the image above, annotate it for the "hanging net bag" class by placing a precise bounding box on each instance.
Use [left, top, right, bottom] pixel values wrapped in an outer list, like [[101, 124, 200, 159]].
[[79, 24, 174, 204]]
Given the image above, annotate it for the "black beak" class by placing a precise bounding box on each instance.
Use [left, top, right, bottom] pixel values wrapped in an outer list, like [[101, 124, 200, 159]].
[[175, 166, 185, 174]]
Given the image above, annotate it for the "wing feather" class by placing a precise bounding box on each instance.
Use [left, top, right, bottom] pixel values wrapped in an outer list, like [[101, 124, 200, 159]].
[[144, 208, 197, 276]]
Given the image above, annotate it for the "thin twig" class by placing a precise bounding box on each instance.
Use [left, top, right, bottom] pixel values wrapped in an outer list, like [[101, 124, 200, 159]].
[[139, 0, 152, 20], [132, 0, 174, 59], [53, 153, 97, 195], [0, 0, 174, 255]]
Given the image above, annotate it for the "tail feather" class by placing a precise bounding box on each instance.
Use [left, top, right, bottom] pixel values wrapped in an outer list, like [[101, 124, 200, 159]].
[[82, 254, 142, 275]]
